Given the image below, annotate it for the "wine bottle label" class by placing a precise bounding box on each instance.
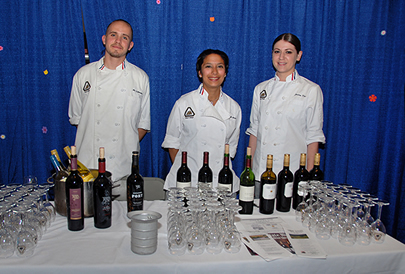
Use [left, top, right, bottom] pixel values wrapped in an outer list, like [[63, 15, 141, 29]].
[[297, 181, 308, 196], [176, 181, 191, 189], [218, 183, 232, 192], [239, 185, 254, 202], [284, 182, 293, 198], [102, 190, 111, 213], [262, 184, 276, 199], [69, 189, 82, 220], [130, 191, 143, 209]]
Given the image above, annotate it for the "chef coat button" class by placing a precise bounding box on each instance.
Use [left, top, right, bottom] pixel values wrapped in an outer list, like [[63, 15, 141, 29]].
[[277, 111, 281, 114], [97, 104, 101, 107], [97, 121, 100, 125], [265, 126, 268, 130], [275, 126, 280, 130], [96, 138, 100, 142], [263, 142, 266, 145], [201, 124, 206, 127], [98, 87, 101, 90], [115, 123, 120, 126], [202, 142, 207, 146], [121, 89, 125, 92], [274, 143, 277, 146], [266, 111, 269, 115], [282, 96, 286, 100], [221, 128, 224, 131]]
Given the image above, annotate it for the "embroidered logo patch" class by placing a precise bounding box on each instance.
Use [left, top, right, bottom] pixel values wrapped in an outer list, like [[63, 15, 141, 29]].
[[260, 90, 267, 100], [83, 81, 91, 93], [184, 107, 195, 118]]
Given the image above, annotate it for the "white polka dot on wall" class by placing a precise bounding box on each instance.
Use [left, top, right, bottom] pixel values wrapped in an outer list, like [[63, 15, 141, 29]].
[[381, 30, 386, 36]]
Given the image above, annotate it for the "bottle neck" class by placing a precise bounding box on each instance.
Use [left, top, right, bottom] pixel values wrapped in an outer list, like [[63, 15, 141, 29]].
[[71, 155, 78, 171], [182, 152, 188, 166], [203, 152, 209, 166], [223, 153, 229, 167], [245, 156, 252, 169], [98, 159, 106, 173], [131, 155, 139, 174]]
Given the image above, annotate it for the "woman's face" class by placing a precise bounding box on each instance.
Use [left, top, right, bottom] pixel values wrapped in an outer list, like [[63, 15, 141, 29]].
[[198, 54, 226, 90], [272, 40, 302, 81]]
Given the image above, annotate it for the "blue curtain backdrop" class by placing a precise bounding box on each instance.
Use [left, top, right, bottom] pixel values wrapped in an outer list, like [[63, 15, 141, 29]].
[[0, 0, 404, 243]]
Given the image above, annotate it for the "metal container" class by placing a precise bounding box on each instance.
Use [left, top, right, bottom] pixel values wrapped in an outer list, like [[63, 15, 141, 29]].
[[49, 169, 112, 218], [127, 211, 162, 255]]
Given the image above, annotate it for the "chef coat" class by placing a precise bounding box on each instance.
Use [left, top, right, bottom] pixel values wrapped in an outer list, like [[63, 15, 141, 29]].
[[162, 84, 242, 191], [246, 70, 325, 178], [68, 58, 150, 181]]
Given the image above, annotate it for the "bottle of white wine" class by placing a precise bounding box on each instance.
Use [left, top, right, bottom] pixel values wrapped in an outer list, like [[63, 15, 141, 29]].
[[239, 147, 255, 214], [259, 154, 276, 214], [63, 146, 94, 182]]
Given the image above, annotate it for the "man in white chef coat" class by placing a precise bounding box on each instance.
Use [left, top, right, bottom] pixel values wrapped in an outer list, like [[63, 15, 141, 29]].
[[68, 19, 150, 199]]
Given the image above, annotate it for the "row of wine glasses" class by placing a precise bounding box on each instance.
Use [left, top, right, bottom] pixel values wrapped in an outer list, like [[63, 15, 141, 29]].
[[295, 180, 389, 246], [167, 185, 242, 255], [0, 176, 55, 258]]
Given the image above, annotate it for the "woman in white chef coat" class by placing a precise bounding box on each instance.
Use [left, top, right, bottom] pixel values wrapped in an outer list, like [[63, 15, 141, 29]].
[[246, 33, 325, 197], [162, 49, 242, 192]]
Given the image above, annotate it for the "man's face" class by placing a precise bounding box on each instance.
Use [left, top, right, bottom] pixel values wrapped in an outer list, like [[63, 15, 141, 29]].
[[102, 21, 134, 59]]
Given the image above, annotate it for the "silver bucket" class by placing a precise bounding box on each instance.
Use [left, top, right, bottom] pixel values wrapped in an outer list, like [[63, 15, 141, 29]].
[[127, 211, 162, 255], [49, 169, 112, 218]]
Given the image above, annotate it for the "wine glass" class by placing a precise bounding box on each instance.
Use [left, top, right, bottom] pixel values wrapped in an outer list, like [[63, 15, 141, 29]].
[[0, 228, 15, 258], [371, 199, 389, 244], [338, 198, 357, 246], [295, 184, 309, 222]]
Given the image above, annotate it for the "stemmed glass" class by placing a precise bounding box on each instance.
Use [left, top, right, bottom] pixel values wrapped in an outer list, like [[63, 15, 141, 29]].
[[338, 198, 357, 246], [185, 204, 205, 255], [371, 200, 390, 244], [295, 184, 309, 222], [223, 203, 242, 253]]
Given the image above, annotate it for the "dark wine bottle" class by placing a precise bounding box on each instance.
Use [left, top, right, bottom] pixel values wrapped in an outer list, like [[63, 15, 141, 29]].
[[65, 145, 84, 231], [276, 154, 294, 212], [259, 154, 277, 214], [239, 147, 255, 214], [218, 144, 233, 192], [292, 153, 310, 210], [127, 151, 144, 212], [93, 147, 112, 229], [198, 151, 213, 190], [177, 151, 191, 189], [309, 153, 324, 181]]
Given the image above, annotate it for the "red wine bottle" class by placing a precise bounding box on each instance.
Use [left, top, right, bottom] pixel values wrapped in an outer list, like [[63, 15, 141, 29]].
[[65, 145, 84, 231], [93, 147, 112, 229], [259, 154, 277, 214], [239, 147, 255, 214], [276, 154, 294, 212], [198, 151, 213, 190], [309, 153, 324, 181], [177, 151, 192, 189], [218, 144, 233, 192], [127, 151, 144, 212], [292, 153, 310, 209]]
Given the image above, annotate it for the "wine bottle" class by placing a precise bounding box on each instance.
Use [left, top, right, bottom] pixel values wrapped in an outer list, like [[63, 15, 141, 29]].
[[93, 147, 112, 229], [65, 145, 84, 231], [50, 154, 69, 182], [276, 154, 294, 212], [63, 146, 94, 181], [51, 149, 68, 171], [198, 151, 213, 190], [292, 153, 310, 209], [127, 151, 144, 212], [309, 153, 324, 181], [176, 151, 191, 189], [239, 147, 255, 214], [259, 154, 277, 214], [218, 144, 233, 192]]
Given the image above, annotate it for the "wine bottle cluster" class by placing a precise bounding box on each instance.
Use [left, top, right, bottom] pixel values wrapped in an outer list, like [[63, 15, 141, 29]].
[[239, 150, 324, 215], [175, 144, 234, 192]]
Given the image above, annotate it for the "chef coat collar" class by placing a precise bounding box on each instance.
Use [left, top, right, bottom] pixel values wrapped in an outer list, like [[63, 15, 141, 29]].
[[97, 58, 127, 71], [198, 84, 231, 122], [274, 70, 299, 83], [198, 84, 224, 103]]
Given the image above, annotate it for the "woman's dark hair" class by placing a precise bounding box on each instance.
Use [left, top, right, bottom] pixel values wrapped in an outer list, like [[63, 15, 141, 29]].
[[196, 49, 229, 86], [272, 33, 301, 53]]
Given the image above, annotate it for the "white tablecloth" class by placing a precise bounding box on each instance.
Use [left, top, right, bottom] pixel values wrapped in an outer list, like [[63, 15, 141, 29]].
[[2, 200, 405, 274]]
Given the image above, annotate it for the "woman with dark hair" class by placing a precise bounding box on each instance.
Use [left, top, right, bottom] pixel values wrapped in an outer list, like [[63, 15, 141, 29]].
[[162, 49, 242, 191], [246, 33, 325, 197]]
